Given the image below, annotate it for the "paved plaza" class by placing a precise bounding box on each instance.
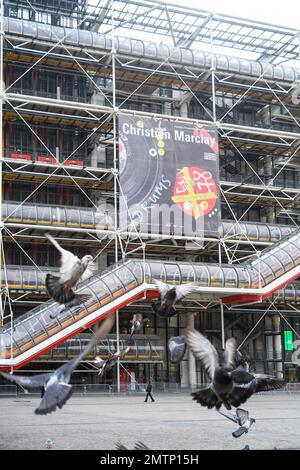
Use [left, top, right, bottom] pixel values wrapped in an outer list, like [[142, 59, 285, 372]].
[[0, 391, 300, 450]]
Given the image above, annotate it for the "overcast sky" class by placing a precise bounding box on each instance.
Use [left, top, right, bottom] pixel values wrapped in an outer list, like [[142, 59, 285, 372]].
[[162, 0, 300, 29]]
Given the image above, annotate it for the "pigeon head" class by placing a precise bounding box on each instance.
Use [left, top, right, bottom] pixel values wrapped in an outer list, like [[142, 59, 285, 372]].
[[81, 255, 94, 267]]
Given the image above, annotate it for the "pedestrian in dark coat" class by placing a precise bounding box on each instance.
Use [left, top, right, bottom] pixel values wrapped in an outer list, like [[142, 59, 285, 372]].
[[144, 382, 155, 402]]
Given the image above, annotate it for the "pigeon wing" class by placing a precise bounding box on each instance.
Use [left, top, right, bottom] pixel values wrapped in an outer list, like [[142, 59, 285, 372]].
[[236, 408, 249, 426], [153, 279, 170, 297], [68, 313, 116, 370], [224, 338, 236, 369], [35, 382, 72, 415], [134, 442, 150, 450], [250, 375, 285, 392], [46, 233, 80, 279], [115, 441, 129, 450], [175, 283, 199, 302], [232, 366, 254, 384], [185, 329, 218, 380], [0, 371, 51, 390]]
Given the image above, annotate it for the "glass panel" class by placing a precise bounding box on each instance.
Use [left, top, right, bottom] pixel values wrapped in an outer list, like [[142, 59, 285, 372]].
[[129, 261, 144, 284], [223, 266, 238, 288], [23, 316, 47, 343], [246, 224, 258, 241], [22, 204, 37, 223], [236, 267, 251, 288], [6, 203, 22, 221], [164, 264, 181, 283], [207, 265, 224, 287], [80, 208, 94, 228], [66, 208, 80, 226], [179, 264, 196, 282], [102, 273, 125, 297], [280, 242, 297, 270], [22, 269, 38, 289], [89, 278, 111, 305], [11, 323, 29, 349], [147, 262, 167, 281], [252, 259, 275, 286], [194, 265, 210, 286], [51, 206, 66, 226], [37, 205, 51, 224], [248, 268, 261, 289], [269, 225, 281, 242], [257, 224, 270, 242], [115, 265, 137, 288], [7, 268, 22, 288], [260, 253, 285, 278], [271, 246, 294, 273], [289, 241, 300, 266]]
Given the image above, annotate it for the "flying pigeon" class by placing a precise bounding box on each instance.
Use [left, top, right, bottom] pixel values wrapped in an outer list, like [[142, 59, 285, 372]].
[[168, 336, 187, 364], [218, 407, 256, 438], [115, 441, 150, 450], [45, 233, 94, 312], [186, 329, 254, 410], [0, 314, 115, 415], [186, 328, 285, 410], [94, 337, 134, 377], [152, 279, 198, 317], [129, 314, 150, 339]]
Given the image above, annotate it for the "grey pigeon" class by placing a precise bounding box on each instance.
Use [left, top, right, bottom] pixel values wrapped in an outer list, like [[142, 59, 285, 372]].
[[152, 279, 198, 317], [186, 329, 253, 410], [218, 407, 256, 438], [129, 314, 149, 339], [168, 336, 187, 364], [115, 441, 150, 450], [45, 233, 94, 311], [94, 337, 134, 377], [186, 329, 285, 410], [0, 314, 115, 415]]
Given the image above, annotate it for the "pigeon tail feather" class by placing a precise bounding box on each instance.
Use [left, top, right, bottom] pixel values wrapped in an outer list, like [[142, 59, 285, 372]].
[[46, 273, 75, 304], [191, 387, 222, 410]]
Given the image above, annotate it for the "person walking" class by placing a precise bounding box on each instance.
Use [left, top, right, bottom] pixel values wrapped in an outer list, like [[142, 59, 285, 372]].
[[144, 382, 155, 402]]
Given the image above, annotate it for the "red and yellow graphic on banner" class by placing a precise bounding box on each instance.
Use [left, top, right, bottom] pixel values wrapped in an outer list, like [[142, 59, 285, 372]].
[[172, 166, 218, 220]]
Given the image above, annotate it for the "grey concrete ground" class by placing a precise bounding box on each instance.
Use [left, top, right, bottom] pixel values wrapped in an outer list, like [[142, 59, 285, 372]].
[[0, 392, 300, 450]]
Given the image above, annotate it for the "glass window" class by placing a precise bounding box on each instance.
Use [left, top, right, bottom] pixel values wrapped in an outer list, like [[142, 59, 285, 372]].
[[164, 264, 181, 283], [22, 205, 38, 223], [101, 273, 125, 297], [269, 225, 282, 242], [179, 264, 196, 283], [271, 247, 294, 273], [194, 265, 210, 286], [80, 208, 94, 228], [129, 261, 144, 284], [37, 205, 51, 224], [89, 279, 111, 305], [208, 266, 224, 287], [66, 208, 80, 226], [280, 242, 297, 269], [223, 267, 238, 288], [6, 203, 22, 221], [236, 267, 251, 289], [246, 224, 259, 241], [116, 265, 137, 288], [51, 206, 66, 226], [22, 270, 38, 289], [260, 253, 285, 278], [257, 224, 270, 242]]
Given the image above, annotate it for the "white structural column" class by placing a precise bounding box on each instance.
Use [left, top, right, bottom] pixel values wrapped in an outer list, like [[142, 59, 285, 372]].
[[187, 313, 197, 388], [111, 0, 121, 393]]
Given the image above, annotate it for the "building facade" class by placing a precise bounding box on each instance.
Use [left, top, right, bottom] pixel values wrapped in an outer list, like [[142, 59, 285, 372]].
[[1, 0, 300, 388]]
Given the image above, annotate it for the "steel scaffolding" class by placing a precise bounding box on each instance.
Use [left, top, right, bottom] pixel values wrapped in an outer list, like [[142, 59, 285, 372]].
[[1, 0, 300, 384]]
